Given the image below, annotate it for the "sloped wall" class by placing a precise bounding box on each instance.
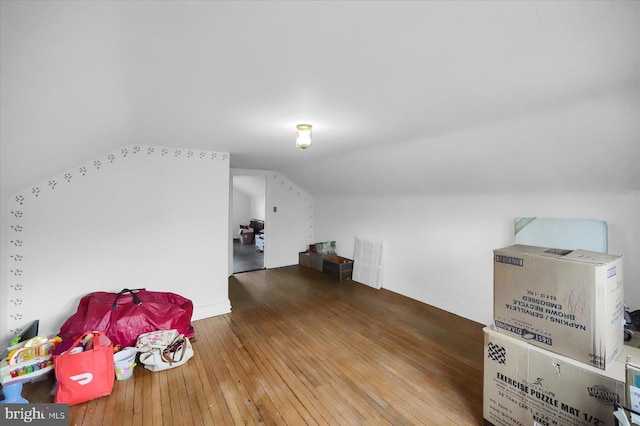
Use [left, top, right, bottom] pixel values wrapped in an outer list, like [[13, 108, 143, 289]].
[[4, 144, 230, 339], [312, 89, 640, 326], [267, 171, 314, 266]]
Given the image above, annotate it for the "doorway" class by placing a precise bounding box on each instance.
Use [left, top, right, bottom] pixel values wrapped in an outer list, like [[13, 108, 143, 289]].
[[231, 175, 266, 273]]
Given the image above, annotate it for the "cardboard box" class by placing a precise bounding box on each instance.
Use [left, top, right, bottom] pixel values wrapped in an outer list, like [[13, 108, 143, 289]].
[[299, 252, 312, 268], [484, 326, 630, 426], [493, 244, 624, 369], [300, 251, 340, 273], [310, 252, 326, 272], [239, 228, 254, 244], [323, 256, 353, 281], [626, 359, 640, 425]]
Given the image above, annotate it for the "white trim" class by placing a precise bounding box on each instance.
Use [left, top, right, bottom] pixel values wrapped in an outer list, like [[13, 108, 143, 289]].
[[391, 285, 491, 326], [193, 299, 232, 321]]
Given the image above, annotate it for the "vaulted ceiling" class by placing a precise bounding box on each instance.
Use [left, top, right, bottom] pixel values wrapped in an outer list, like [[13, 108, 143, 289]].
[[1, 1, 638, 200]]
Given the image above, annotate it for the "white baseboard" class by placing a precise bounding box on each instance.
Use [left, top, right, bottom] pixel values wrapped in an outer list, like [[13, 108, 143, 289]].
[[193, 299, 232, 321], [386, 284, 491, 326]]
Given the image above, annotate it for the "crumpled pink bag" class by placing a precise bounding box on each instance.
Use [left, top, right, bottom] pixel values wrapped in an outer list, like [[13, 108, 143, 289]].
[[58, 288, 194, 348]]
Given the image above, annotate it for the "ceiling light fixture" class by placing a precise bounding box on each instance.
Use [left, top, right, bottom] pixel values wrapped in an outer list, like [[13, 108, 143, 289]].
[[296, 124, 312, 149]]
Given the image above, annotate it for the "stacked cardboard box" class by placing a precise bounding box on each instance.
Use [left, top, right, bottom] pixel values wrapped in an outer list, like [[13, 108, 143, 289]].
[[485, 244, 627, 426], [493, 245, 624, 369], [299, 241, 337, 272], [484, 327, 629, 426]]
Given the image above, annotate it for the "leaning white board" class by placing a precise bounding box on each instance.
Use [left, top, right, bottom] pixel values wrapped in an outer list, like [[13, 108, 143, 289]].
[[353, 236, 384, 289], [514, 217, 608, 253]]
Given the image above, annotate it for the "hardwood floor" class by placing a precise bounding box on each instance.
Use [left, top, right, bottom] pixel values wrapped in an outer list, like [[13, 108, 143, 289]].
[[22, 266, 485, 425]]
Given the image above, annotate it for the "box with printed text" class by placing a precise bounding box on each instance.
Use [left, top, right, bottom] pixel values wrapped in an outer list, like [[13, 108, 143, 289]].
[[484, 326, 630, 426], [493, 244, 624, 369]]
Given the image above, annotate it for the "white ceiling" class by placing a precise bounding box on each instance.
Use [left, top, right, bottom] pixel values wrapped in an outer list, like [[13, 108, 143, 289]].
[[1, 1, 639, 199]]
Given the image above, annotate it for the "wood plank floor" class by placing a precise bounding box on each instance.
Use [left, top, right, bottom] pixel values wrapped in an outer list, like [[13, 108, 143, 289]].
[[23, 266, 486, 425]]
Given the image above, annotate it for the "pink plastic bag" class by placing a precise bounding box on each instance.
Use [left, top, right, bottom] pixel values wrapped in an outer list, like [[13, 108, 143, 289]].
[[58, 288, 194, 348]]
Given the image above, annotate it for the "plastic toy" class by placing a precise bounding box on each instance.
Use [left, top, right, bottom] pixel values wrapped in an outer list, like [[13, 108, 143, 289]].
[[1, 335, 60, 389]]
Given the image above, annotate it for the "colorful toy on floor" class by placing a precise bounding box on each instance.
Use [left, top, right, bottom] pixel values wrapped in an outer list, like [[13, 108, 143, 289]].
[[1, 335, 60, 388]]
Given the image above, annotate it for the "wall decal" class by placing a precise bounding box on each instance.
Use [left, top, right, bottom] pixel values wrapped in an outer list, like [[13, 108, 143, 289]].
[[267, 172, 314, 246], [5, 144, 230, 338]]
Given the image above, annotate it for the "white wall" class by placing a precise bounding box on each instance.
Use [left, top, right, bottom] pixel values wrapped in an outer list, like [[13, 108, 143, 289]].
[[231, 189, 251, 239], [229, 169, 313, 274], [315, 190, 639, 326], [249, 181, 266, 221], [252, 195, 266, 221], [2, 144, 231, 342], [233, 175, 266, 224], [312, 87, 639, 326]]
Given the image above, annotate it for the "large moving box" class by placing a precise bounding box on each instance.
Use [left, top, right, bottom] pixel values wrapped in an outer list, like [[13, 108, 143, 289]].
[[493, 245, 624, 369], [484, 326, 630, 426]]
